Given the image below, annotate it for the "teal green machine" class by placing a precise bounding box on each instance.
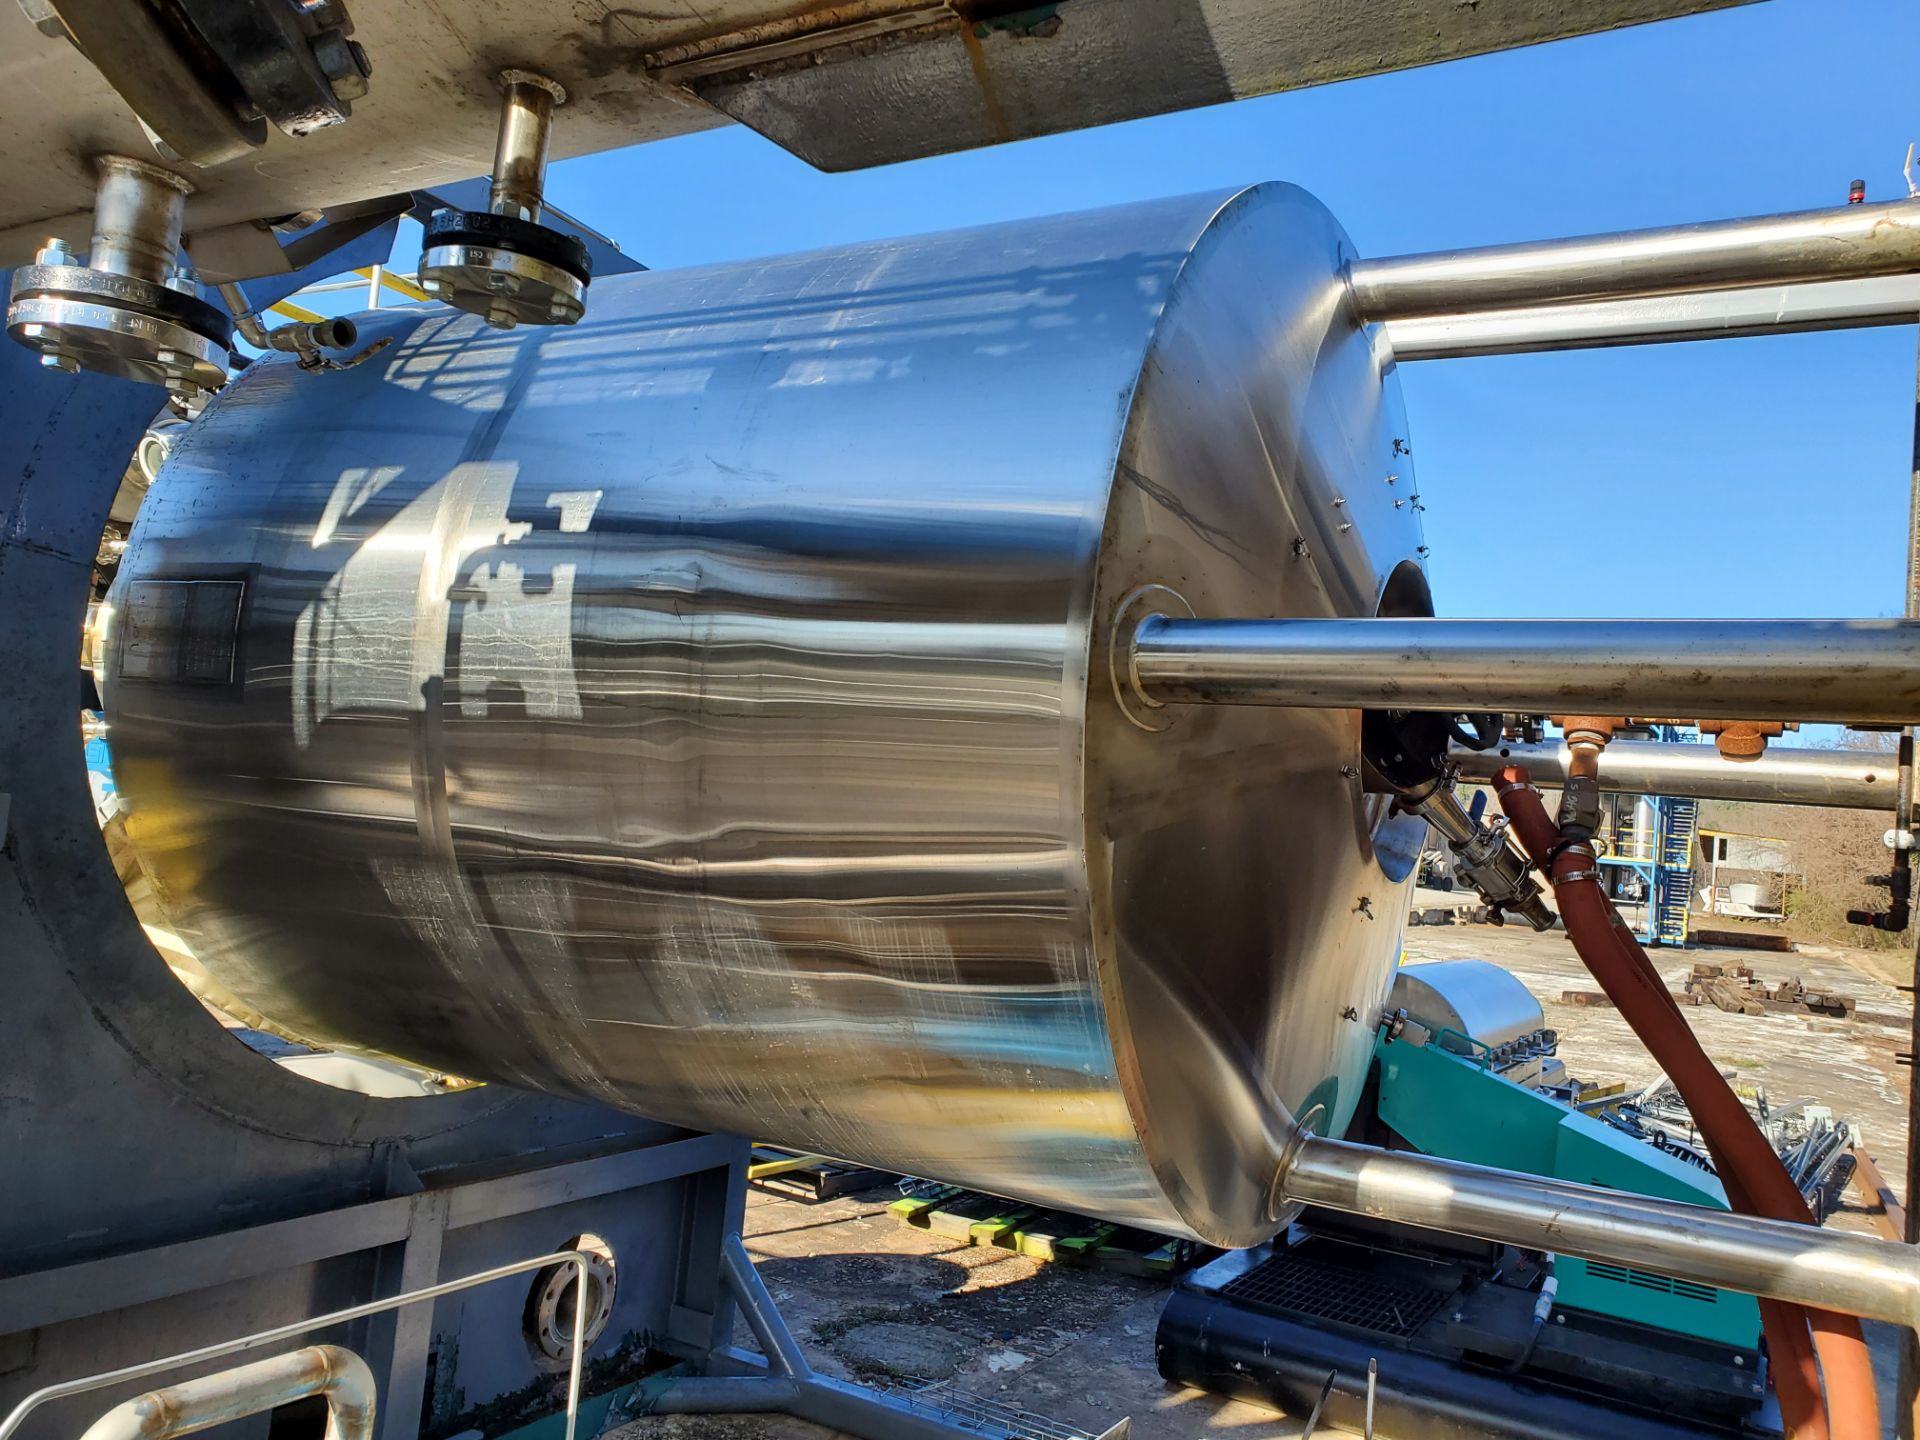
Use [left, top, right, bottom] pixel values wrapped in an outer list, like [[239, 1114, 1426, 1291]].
[[1374, 967, 1760, 1350]]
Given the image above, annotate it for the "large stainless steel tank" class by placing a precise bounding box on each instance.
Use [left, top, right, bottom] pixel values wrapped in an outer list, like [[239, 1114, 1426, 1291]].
[[102, 184, 1426, 1246]]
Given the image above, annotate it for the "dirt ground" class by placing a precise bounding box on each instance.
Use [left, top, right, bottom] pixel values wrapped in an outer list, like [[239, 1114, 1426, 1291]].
[[608, 919, 1915, 1440]]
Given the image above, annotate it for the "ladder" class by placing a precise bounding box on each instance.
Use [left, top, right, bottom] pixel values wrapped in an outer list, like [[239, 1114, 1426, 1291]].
[[1661, 797, 1699, 869], [1653, 865, 1692, 946], [1599, 794, 1698, 947]]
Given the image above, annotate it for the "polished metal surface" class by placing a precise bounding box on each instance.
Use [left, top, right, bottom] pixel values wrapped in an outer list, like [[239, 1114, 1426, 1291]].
[[684, 0, 1753, 175], [1384, 274, 1920, 359], [1348, 199, 1920, 321], [1404, 784, 1554, 930], [1128, 615, 1920, 725], [5, 158, 228, 390], [1280, 1135, 1920, 1329], [1452, 737, 1901, 811], [489, 72, 562, 224], [1388, 960, 1544, 1050], [415, 244, 585, 329], [87, 157, 192, 287], [103, 185, 1426, 1246], [6, 292, 227, 390]]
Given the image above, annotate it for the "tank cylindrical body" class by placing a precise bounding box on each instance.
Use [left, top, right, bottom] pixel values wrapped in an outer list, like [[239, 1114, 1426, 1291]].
[[102, 186, 1426, 1246]]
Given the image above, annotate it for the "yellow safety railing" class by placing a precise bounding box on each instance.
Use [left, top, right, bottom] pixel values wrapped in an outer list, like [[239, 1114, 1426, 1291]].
[[1605, 821, 1660, 865], [265, 265, 429, 323]]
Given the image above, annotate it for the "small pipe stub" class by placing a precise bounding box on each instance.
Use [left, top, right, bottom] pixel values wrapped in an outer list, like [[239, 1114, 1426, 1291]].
[[418, 68, 590, 329], [1108, 584, 1194, 732], [5, 156, 230, 392], [499, 68, 567, 106], [1550, 714, 1618, 837]]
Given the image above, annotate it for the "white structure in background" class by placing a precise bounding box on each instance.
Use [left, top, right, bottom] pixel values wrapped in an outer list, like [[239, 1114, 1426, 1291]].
[[1698, 827, 1797, 919]]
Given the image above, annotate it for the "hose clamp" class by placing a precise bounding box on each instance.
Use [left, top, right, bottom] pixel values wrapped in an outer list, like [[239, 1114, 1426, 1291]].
[[1540, 836, 1596, 872]]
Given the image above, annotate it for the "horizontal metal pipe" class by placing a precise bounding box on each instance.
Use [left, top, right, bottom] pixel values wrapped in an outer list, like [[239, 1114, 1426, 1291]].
[[1349, 199, 1920, 322], [1280, 1136, 1920, 1330], [1451, 738, 1899, 811], [264, 316, 358, 357], [1385, 274, 1920, 359], [1127, 616, 1920, 725]]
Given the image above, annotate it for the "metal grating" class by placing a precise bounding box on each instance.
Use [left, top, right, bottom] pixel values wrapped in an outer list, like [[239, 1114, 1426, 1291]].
[[1217, 1245, 1449, 1337], [874, 1377, 1105, 1440]]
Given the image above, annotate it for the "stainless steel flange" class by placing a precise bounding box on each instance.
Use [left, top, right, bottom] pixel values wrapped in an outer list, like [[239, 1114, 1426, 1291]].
[[9, 291, 229, 391], [4, 157, 231, 392], [416, 241, 586, 329]]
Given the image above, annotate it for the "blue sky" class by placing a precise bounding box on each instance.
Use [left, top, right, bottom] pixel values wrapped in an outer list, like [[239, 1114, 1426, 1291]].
[[395, 0, 1918, 621]]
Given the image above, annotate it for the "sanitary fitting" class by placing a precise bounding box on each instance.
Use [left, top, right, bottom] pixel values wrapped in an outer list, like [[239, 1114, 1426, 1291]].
[[490, 70, 565, 223], [6, 156, 232, 392], [1550, 714, 1621, 839], [269, 316, 359, 363], [1406, 777, 1557, 932], [416, 69, 591, 329], [218, 283, 362, 371]]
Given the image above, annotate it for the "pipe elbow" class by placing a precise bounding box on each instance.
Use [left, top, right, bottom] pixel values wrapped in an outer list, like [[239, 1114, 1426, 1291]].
[[76, 1346, 376, 1440]]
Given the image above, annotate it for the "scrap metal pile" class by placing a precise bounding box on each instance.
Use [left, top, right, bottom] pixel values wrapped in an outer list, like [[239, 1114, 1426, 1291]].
[[1578, 1076, 1859, 1222]]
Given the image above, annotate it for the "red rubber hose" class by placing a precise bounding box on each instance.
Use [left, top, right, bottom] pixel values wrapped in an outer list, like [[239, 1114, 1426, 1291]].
[[1493, 765, 1877, 1440]]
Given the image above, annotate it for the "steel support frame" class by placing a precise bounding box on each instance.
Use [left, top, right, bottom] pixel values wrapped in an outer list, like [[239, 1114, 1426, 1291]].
[[1899, 323, 1920, 1440], [7, 1138, 743, 1334], [631, 1237, 1024, 1440], [2, 1132, 750, 1439]]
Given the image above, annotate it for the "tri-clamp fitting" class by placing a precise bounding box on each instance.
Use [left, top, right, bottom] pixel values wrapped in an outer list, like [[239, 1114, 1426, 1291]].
[[1408, 779, 1558, 932]]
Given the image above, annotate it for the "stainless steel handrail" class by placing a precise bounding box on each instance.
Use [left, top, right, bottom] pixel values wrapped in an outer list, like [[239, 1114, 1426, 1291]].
[[76, 1346, 376, 1440], [0, 1250, 593, 1440]]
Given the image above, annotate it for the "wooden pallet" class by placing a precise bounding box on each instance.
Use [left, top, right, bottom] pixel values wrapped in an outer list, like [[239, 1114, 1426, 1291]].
[[888, 1187, 1212, 1277]]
